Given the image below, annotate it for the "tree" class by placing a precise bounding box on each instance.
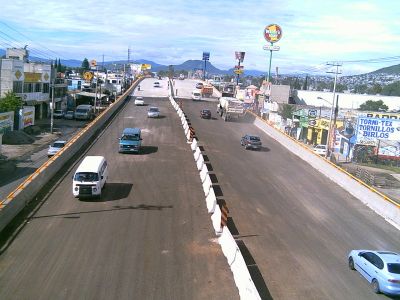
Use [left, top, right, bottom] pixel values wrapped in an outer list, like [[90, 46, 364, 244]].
[[358, 100, 388, 111], [381, 81, 400, 96], [0, 91, 23, 113], [81, 58, 90, 71], [367, 83, 382, 95], [57, 58, 62, 72], [302, 76, 308, 90], [280, 104, 295, 120]]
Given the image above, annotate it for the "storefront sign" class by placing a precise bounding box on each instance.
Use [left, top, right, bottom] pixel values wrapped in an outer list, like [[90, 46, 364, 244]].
[[24, 72, 42, 82], [0, 112, 14, 134], [356, 117, 400, 145], [19, 107, 35, 130]]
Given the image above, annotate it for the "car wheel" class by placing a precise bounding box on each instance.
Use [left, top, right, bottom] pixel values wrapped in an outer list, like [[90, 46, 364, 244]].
[[348, 257, 355, 270], [371, 279, 380, 294]]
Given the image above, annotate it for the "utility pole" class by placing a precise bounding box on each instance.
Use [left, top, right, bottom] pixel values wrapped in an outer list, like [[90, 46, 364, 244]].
[[325, 62, 342, 158]]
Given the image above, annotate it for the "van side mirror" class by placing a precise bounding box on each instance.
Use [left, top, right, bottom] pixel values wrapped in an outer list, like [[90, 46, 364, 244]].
[[101, 176, 104, 179]]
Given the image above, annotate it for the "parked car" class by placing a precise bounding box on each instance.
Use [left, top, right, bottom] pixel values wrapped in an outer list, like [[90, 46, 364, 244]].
[[134, 96, 145, 106], [313, 144, 327, 156], [348, 250, 400, 295], [53, 109, 65, 118], [47, 140, 67, 157], [64, 110, 75, 120], [200, 109, 211, 119], [153, 81, 160, 88], [147, 107, 160, 118], [195, 82, 204, 89], [240, 134, 262, 150]]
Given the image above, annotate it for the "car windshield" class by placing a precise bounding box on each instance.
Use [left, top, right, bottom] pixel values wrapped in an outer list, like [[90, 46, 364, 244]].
[[149, 108, 159, 112], [388, 263, 400, 274], [315, 145, 326, 149], [74, 172, 99, 182], [249, 136, 260, 141], [202, 110, 210, 113], [55, 110, 63, 113], [136, 97, 143, 100], [76, 109, 87, 113], [121, 134, 140, 141], [52, 142, 65, 148]]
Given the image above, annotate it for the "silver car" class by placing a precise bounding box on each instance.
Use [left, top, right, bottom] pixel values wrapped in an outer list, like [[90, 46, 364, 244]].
[[348, 250, 400, 295], [47, 140, 67, 157], [147, 107, 160, 118]]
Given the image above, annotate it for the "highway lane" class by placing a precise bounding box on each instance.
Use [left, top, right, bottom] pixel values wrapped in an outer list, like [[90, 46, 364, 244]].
[[0, 80, 238, 299], [182, 98, 400, 299]]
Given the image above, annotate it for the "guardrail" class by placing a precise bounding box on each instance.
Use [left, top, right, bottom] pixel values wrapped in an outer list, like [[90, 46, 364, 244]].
[[168, 83, 261, 300], [0, 77, 143, 233]]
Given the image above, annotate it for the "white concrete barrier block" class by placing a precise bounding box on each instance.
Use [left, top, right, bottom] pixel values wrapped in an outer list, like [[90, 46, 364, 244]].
[[200, 165, 208, 183], [183, 122, 189, 131], [190, 138, 198, 151], [202, 175, 212, 195], [211, 206, 222, 234], [206, 188, 216, 213], [196, 155, 204, 170], [186, 130, 191, 141], [194, 147, 201, 161]]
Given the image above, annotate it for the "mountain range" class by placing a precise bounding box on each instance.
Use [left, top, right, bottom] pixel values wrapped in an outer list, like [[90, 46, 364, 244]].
[[1, 48, 399, 77]]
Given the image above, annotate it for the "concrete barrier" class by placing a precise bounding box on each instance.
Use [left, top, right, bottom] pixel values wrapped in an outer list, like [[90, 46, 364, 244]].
[[206, 187, 216, 213], [199, 164, 208, 183], [211, 205, 222, 234], [196, 155, 204, 171], [202, 174, 212, 195], [194, 147, 201, 161], [219, 227, 261, 300], [0, 78, 141, 233], [253, 116, 400, 229], [190, 138, 198, 152]]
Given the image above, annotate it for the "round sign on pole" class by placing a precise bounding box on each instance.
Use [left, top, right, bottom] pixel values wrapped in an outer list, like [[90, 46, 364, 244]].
[[90, 59, 97, 67], [263, 24, 282, 43]]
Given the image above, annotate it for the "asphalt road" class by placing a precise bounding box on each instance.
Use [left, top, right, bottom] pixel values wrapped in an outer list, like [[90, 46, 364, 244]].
[[0, 80, 238, 300], [181, 98, 400, 299]]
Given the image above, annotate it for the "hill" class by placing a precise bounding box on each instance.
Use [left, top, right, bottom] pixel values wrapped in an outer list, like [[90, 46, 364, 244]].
[[370, 64, 400, 75]]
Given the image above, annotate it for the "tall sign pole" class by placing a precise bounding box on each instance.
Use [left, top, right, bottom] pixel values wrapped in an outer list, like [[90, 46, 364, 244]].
[[262, 24, 282, 113], [202, 52, 210, 81], [234, 51, 245, 92]]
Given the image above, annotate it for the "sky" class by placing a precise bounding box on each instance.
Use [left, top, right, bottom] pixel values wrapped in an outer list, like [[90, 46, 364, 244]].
[[1, 0, 400, 76]]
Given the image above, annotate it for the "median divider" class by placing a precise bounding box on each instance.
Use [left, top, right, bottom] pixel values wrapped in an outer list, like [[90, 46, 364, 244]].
[[168, 82, 261, 299], [0, 78, 142, 233]]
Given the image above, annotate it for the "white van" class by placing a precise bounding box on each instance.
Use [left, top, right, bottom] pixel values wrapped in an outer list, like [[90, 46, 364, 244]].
[[72, 156, 108, 198], [191, 90, 201, 101]]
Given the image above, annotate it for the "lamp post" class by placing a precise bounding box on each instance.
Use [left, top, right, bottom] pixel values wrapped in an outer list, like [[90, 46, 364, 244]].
[[50, 64, 55, 134]]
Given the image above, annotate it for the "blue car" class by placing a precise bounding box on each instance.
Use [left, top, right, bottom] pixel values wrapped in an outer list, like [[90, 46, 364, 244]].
[[118, 128, 142, 153], [348, 250, 400, 295]]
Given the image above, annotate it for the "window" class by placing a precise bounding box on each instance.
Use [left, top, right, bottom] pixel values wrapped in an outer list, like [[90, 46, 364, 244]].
[[74, 172, 99, 182], [13, 81, 23, 93], [24, 83, 33, 93], [43, 83, 50, 93], [35, 83, 41, 92], [387, 263, 400, 274]]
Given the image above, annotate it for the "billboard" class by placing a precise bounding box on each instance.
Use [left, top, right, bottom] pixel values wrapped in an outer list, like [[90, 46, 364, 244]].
[[235, 51, 245, 62], [263, 24, 282, 43], [202, 52, 210, 61], [19, 106, 35, 130], [0, 111, 14, 134], [356, 117, 400, 146]]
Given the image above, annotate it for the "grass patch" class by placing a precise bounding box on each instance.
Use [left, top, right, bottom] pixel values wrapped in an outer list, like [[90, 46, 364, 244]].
[[359, 162, 400, 174]]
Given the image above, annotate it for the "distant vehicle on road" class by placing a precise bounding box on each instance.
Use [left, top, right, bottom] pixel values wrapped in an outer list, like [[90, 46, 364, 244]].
[[348, 250, 400, 295], [191, 90, 201, 101], [179, 74, 185, 80], [74, 104, 94, 120], [195, 82, 204, 89], [72, 156, 108, 199], [200, 109, 211, 119], [240, 135, 262, 150], [153, 81, 160, 88], [64, 110, 75, 120], [53, 109, 65, 118], [147, 107, 160, 118], [47, 140, 66, 157], [118, 128, 142, 153], [217, 97, 244, 121], [313, 144, 327, 156], [134, 97, 145, 106]]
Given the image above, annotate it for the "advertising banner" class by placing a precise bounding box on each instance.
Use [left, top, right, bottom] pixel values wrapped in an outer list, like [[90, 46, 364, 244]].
[[0, 111, 14, 134], [356, 117, 400, 146], [19, 106, 35, 130]]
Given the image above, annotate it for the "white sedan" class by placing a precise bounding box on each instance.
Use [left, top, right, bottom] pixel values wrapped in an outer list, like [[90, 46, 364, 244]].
[[313, 144, 327, 156], [47, 140, 67, 157], [134, 97, 145, 106], [147, 107, 160, 118]]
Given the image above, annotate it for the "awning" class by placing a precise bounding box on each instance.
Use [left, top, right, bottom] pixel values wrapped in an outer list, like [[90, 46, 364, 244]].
[[76, 91, 107, 99]]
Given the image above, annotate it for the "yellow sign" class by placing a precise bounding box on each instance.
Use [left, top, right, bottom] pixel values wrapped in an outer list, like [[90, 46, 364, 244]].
[[141, 64, 151, 70], [234, 69, 244, 74], [24, 72, 41, 82], [83, 71, 93, 81]]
